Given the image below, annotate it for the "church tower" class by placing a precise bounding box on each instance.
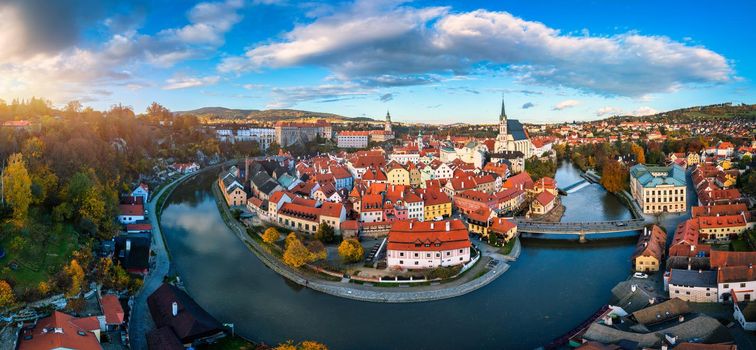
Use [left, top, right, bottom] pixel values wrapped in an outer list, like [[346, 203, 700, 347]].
[[384, 110, 392, 132], [498, 97, 507, 136]]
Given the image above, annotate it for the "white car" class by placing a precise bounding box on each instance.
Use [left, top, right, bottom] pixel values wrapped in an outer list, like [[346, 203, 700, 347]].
[[633, 272, 649, 279]]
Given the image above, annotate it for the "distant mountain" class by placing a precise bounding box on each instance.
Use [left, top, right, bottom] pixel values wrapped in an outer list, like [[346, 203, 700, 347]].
[[177, 107, 377, 122]]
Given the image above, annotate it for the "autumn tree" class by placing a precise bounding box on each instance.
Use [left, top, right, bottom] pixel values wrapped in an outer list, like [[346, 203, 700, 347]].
[[315, 223, 335, 243], [3, 153, 32, 222], [631, 143, 645, 164], [600, 159, 628, 193], [338, 239, 364, 263], [275, 340, 329, 350], [64, 259, 85, 297], [0, 280, 14, 308], [283, 233, 313, 268], [262, 227, 280, 244]]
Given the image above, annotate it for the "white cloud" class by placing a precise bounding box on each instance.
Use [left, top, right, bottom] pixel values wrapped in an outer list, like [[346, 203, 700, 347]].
[[220, 1, 733, 97], [267, 83, 374, 108], [631, 106, 658, 116], [159, 0, 244, 45], [596, 106, 622, 116], [553, 99, 580, 110], [163, 75, 221, 90]]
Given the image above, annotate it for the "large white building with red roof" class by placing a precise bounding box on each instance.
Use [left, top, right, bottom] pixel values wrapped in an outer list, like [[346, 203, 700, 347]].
[[386, 220, 471, 269]]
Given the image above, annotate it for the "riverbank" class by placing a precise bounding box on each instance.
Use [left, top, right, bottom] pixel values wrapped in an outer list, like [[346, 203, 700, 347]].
[[210, 181, 516, 303]]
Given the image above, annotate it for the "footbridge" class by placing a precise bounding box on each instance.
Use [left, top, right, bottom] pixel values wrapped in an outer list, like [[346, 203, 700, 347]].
[[513, 218, 647, 242]]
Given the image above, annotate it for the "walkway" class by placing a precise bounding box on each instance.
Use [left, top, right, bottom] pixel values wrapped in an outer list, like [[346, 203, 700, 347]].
[[212, 184, 513, 303], [129, 166, 222, 350], [513, 218, 646, 234]]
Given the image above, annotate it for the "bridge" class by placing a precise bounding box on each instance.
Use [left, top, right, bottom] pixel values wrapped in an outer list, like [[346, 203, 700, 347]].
[[513, 218, 647, 242]]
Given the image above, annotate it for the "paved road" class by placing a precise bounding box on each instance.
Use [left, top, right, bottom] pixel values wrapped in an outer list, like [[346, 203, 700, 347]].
[[129, 171, 198, 350]]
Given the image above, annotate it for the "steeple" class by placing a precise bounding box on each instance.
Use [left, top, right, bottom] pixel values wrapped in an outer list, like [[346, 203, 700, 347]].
[[384, 110, 392, 132], [386, 110, 391, 123], [499, 95, 507, 121]]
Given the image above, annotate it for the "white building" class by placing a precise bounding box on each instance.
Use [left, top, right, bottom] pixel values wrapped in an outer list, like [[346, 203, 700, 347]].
[[130, 183, 149, 203], [493, 98, 532, 157], [718, 266, 756, 303], [629, 164, 687, 214], [337, 131, 369, 148], [236, 128, 276, 150], [668, 269, 718, 303], [386, 220, 471, 269], [389, 152, 420, 165]]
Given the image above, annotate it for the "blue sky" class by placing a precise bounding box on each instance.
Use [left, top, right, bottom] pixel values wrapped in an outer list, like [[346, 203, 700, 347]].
[[0, 0, 753, 123]]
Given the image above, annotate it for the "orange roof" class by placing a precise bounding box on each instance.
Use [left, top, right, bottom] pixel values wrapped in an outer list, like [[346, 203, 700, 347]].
[[18, 311, 102, 350], [340, 220, 359, 230], [387, 220, 470, 251], [490, 217, 516, 234], [710, 251, 756, 269], [502, 172, 534, 191], [320, 202, 344, 218], [456, 189, 496, 203], [338, 130, 370, 136], [718, 265, 756, 283], [416, 188, 450, 206], [535, 191, 556, 206], [101, 294, 125, 325], [697, 215, 746, 229]]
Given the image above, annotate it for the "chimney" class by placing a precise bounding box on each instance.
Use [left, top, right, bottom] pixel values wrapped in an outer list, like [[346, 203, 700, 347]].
[[446, 221, 450, 231], [409, 221, 413, 229], [430, 222, 435, 230], [172, 302, 178, 317]]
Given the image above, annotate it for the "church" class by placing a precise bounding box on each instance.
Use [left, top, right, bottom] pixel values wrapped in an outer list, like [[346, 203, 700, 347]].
[[493, 99, 532, 157]]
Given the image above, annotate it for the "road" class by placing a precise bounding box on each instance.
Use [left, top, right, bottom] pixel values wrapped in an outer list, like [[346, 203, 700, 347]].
[[128, 171, 197, 350]]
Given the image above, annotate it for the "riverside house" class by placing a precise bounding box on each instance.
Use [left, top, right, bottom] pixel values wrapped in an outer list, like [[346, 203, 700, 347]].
[[386, 220, 471, 269], [218, 166, 247, 206], [632, 225, 667, 272]]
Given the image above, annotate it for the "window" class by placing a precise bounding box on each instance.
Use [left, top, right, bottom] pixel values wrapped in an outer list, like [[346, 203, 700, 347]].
[[400, 252, 404, 257], [399, 260, 403, 264], [741, 283, 746, 288], [414, 261, 419, 265]]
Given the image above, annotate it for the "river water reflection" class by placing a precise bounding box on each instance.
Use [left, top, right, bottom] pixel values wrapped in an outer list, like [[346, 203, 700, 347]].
[[160, 162, 637, 349]]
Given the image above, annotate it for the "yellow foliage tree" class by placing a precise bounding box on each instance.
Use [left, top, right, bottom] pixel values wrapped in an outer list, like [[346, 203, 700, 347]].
[[601, 160, 628, 193], [38, 281, 51, 296], [0, 280, 15, 308], [283, 235, 312, 268], [263, 227, 280, 244], [64, 259, 85, 297], [3, 153, 32, 223], [631, 143, 646, 164], [274, 341, 328, 350], [338, 239, 364, 263]]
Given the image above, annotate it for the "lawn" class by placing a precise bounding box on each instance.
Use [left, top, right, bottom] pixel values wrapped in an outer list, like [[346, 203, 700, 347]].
[[0, 221, 80, 291], [499, 238, 517, 255]]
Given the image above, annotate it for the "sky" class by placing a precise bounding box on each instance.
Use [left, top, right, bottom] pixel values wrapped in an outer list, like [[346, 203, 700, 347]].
[[0, 0, 754, 124]]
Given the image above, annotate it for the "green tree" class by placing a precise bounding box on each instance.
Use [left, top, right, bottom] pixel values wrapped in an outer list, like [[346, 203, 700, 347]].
[[337, 239, 364, 263], [315, 223, 335, 243], [3, 153, 32, 222]]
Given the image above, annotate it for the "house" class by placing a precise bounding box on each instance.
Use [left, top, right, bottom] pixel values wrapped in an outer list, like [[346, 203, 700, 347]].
[[18, 311, 103, 350], [114, 235, 151, 275], [454, 189, 498, 215], [668, 269, 718, 302], [131, 183, 150, 203], [532, 177, 558, 196], [732, 293, 756, 331], [711, 251, 756, 302], [218, 169, 247, 206], [100, 294, 125, 330], [495, 187, 526, 213], [173, 162, 200, 174], [466, 206, 495, 238], [126, 220, 152, 234], [386, 220, 471, 269], [148, 326, 185, 350], [530, 191, 556, 215], [118, 203, 145, 225], [277, 201, 346, 235], [147, 283, 226, 346], [489, 217, 518, 243], [418, 188, 452, 221], [386, 161, 410, 186], [632, 225, 667, 272], [502, 171, 534, 191]]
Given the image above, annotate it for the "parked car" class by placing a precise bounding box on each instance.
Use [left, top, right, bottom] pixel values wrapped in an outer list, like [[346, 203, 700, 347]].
[[633, 272, 648, 279]]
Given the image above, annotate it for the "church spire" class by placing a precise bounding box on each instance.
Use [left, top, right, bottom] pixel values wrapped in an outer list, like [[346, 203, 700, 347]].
[[386, 110, 391, 122], [499, 94, 507, 121]]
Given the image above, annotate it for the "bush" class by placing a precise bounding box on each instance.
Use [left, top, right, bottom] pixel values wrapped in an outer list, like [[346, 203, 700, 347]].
[[426, 265, 462, 280], [315, 223, 335, 243]]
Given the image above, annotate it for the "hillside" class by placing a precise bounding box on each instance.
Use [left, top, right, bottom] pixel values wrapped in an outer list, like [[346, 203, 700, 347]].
[[608, 103, 756, 123], [177, 107, 376, 122]]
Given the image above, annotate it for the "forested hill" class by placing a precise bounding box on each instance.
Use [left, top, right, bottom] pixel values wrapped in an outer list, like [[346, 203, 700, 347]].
[[608, 103, 756, 123], [177, 107, 376, 123]]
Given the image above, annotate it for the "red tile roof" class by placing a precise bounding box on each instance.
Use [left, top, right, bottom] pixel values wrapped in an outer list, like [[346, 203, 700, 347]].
[[490, 217, 517, 234], [119, 204, 144, 216], [710, 251, 756, 269], [18, 311, 102, 350], [387, 220, 470, 251], [535, 191, 556, 206], [718, 265, 756, 283], [101, 294, 125, 325]]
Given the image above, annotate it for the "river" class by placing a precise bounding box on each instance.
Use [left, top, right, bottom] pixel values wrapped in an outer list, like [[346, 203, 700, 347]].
[[159, 162, 638, 349]]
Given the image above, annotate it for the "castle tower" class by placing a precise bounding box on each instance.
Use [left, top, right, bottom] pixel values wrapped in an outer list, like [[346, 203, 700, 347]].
[[417, 130, 423, 152], [385, 110, 392, 132]]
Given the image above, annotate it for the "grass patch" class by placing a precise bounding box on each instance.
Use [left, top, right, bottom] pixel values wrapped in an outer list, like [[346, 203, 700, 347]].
[[499, 239, 516, 255], [0, 222, 79, 291], [731, 239, 751, 252]]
